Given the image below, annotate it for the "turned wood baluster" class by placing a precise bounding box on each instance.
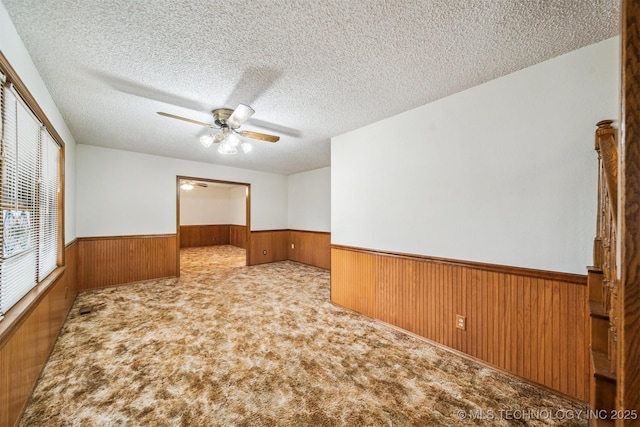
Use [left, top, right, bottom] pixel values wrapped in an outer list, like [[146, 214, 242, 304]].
[[603, 195, 612, 311], [594, 130, 605, 270]]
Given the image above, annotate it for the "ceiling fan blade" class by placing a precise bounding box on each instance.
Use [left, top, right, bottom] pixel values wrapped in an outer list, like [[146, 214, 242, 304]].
[[239, 130, 280, 143], [157, 112, 212, 127], [195, 183, 208, 187], [227, 104, 255, 128]]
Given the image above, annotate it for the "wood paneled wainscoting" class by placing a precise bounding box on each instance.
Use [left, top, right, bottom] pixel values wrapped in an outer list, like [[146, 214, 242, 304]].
[[248, 230, 330, 270], [331, 245, 589, 402], [249, 230, 289, 265], [179, 224, 230, 248], [288, 230, 331, 270], [77, 235, 177, 291], [179, 224, 248, 249], [229, 225, 247, 249], [0, 240, 78, 427]]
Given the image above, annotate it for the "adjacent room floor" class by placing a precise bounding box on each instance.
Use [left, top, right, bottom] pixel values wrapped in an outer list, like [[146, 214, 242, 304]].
[[20, 245, 587, 426]]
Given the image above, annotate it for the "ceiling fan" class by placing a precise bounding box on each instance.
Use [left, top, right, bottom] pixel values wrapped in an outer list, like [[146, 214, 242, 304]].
[[180, 180, 207, 191], [157, 104, 279, 155]]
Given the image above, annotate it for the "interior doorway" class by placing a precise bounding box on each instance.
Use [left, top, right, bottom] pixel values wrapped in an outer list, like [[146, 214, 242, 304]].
[[176, 176, 251, 276]]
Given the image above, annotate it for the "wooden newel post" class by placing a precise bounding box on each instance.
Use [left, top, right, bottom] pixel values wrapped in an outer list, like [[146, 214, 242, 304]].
[[597, 120, 619, 222]]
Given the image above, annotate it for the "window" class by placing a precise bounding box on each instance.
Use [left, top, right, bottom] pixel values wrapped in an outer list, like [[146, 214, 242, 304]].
[[0, 71, 61, 319]]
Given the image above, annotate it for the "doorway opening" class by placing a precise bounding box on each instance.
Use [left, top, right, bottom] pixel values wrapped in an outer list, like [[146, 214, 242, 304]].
[[176, 176, 251, 276]]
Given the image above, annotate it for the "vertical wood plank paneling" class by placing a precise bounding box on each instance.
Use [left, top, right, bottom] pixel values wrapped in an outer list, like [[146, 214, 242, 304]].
[[530, 277, 539, 385], [77, 235, 177, 290], [567, 283, 577, 399], [401, 260, 409, 332], [481, 271, 497, 364], [0, 241, 78, 427], [544, 280, 553, 388], [288, 231, 331, 270], [179, 224, 230, 248], [48, 270, 67, 344], [249, 231, 288, 266], [441, 265, 448, 347], [376, 257, 387, 323], [451, 266, 458, 350], [575, 282, 588, 401], [478, 269, 485, 361], [442, 265, 455, 347], [510, 275, 518, 377], [400, 260, 411, 333], [418, 262, 427, 339], [229, 225, 247, 249], [551, 280, 560, 391], [559, 281, 568, 395], [498, 273, 506, 369], [435, 264, 442, 344], [538, 278, 547, 390], [409, 260, 419, 334], [467, 268, 475, 359], [330, 248, 376, 317], [457, 268, 469, 353], [481, 270, 488, 364], [330, 246, 590, 402], [431, 264, 438, 341], [377, 256, 393, 325], [516, 275, 524, 378], [491, 272, 500, 367]]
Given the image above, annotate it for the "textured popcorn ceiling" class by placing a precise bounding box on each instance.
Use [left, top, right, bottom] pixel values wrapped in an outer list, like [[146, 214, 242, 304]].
[[2, 0, 620, 175]]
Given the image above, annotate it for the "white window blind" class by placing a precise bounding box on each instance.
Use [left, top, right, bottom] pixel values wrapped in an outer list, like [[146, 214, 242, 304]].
[[39, 130, 59, 281], [0, 74, 60, 318]]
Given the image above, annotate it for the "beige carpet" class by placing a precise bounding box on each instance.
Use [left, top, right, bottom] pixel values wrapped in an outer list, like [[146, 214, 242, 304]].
[[21, 245, 587, 426]]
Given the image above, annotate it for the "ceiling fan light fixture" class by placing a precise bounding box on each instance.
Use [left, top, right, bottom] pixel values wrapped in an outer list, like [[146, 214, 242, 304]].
[[200, 134, 215, 148], [158, 104, 280, 153], [218, 141, 238, 155], [226, 132, 241, 147], [241, 141, 252, 153]]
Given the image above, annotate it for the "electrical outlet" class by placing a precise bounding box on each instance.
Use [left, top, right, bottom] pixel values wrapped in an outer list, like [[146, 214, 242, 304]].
[[291, 243, 295, 249], [456, 315, 466, 331], [263, 250, 267, 255]]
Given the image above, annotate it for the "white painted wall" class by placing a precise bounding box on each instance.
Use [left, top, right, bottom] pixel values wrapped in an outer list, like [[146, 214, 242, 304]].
[[1, 2, 77, 243], [180, 186, 231, 225], [288, 167, 331, 232], [229, 186, 246, 225], [76, 145, 287, 236], [179, 184, 247, 225], [332, 37, 620, 274]]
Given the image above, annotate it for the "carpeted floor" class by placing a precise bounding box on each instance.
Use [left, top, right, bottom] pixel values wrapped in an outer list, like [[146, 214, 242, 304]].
[[20, 245, 588, 426]]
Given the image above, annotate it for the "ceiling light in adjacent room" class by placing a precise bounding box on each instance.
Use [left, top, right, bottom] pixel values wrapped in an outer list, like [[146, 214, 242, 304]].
[[180, 182, 194, 190]]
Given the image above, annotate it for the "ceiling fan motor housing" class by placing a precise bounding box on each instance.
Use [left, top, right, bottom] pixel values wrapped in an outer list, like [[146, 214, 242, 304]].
[[213, 108, 234, 128]]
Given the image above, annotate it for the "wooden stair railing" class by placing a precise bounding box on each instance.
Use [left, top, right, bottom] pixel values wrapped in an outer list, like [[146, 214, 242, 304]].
[[588, 119, 619, 426]]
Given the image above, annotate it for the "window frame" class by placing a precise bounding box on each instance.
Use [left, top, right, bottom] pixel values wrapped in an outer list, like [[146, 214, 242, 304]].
[[0, 51, 65, 343]]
